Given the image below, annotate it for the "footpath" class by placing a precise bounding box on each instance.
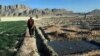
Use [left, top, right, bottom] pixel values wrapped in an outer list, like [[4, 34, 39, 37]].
[[16, 28, 39, 56]]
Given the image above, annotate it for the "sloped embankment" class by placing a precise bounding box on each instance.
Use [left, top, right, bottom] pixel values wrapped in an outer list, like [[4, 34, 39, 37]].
[[35, 27, 58, 56]]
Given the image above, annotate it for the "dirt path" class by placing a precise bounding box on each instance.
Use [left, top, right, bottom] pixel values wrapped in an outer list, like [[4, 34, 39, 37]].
[[16, 28, 39, 56], [0, 17, 42, 22]]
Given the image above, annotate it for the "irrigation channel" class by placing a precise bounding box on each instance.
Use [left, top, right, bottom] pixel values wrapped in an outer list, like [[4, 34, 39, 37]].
[[16, 26, 100, 56]]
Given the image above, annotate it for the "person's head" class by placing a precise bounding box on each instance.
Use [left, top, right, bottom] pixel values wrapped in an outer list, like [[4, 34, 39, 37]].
[[30, 17, 32, 19]]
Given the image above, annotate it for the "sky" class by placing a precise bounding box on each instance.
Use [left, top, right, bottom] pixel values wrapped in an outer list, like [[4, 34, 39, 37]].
[[0, 0, 100, 12]]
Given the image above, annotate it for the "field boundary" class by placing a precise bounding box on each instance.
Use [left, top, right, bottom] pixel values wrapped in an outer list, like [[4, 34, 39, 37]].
[[16, 28, 39, 56]]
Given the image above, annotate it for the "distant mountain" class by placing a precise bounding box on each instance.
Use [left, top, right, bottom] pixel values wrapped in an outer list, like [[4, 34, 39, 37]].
[[0, 4, 31, 16], [0, 4, 74, 16], [87, 9, 100, 16]]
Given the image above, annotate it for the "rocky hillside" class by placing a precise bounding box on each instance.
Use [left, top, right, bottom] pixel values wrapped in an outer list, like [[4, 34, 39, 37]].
[[87, 9, 100, 16], [0, 4, 74, 16]]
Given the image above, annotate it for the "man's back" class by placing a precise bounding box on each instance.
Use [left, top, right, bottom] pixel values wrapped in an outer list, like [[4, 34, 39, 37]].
[[27, 17, 35, 36], [27, 18, 34, 27]]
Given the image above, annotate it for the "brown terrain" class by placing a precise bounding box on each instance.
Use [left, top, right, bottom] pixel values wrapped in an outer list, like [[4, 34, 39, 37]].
[[1, 4, 100, 56], [34, 17, 100, 56], [3, 16, 99, 56]]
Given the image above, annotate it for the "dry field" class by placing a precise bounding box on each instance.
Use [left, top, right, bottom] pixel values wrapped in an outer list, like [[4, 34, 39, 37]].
[[36, 17, 100, 56], [0, 16, 69, 22], [0, 17, 42, 22], [0, 16, 100, 56]]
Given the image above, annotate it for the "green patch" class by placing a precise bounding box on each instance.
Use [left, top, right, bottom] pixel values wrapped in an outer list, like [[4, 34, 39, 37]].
[[0, 21, 26, 56]]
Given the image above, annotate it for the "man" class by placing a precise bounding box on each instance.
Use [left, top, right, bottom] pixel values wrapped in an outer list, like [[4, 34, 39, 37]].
[[27, 17, 35, 37]]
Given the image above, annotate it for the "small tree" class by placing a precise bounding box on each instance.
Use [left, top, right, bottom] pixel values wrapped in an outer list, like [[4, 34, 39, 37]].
[[18, 13, 22, 16], [36, 15, 38, 19]]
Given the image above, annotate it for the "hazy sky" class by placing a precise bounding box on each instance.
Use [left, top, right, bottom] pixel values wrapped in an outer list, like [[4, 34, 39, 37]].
[[0, 0, 100, 12]]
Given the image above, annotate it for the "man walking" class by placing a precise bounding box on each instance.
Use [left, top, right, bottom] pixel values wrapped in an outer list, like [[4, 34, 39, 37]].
[[27, 17, 35, 37]]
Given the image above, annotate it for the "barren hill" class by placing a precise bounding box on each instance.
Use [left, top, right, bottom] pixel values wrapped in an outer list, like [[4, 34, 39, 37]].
[[0, 4, 74, 16]]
